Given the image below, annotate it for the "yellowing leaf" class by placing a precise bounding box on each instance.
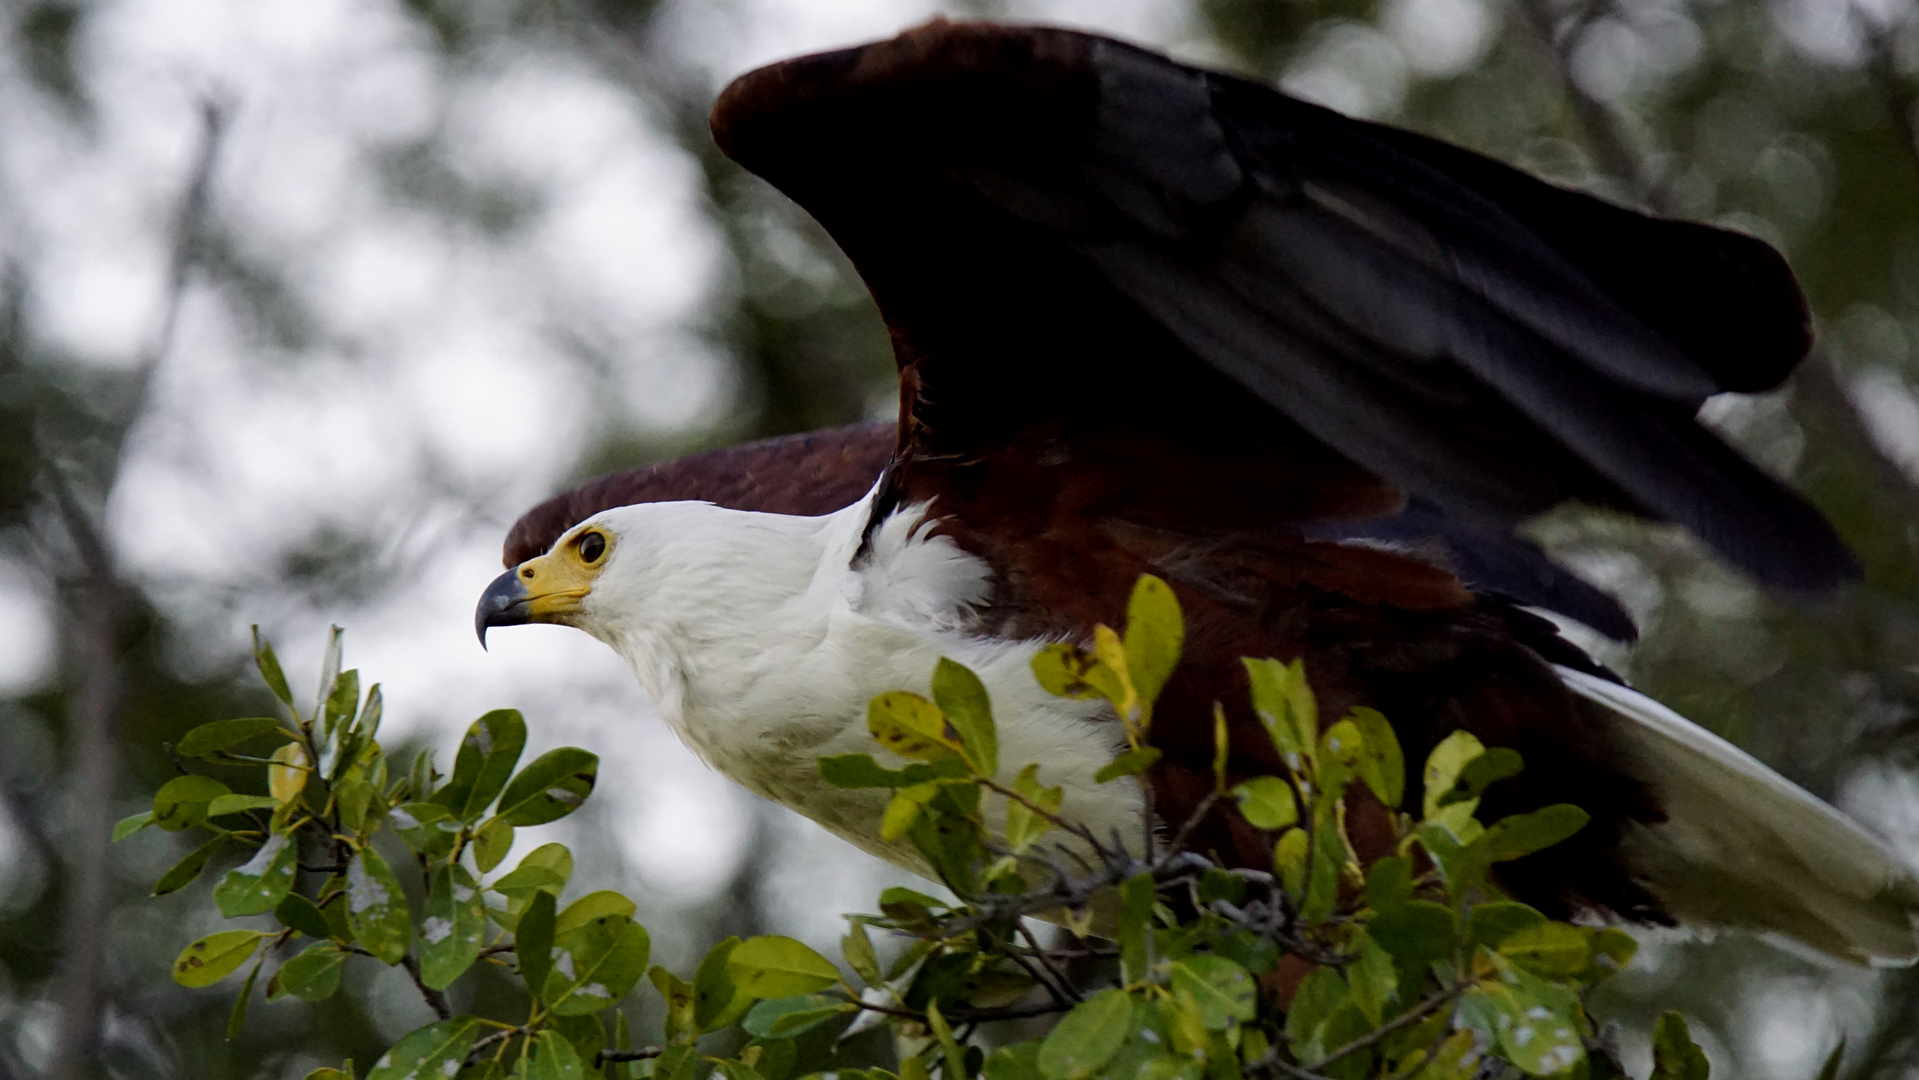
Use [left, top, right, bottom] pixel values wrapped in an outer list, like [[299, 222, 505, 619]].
[[1423, 730, 1487, 818], [881, 782, 941, 842], [268, 742, 308, 806], [1122, 574, 1183, 720], [1274, 827, 1308, 899], [1093, 625, 1139, 724], [1030, 643, 1127, 704], [727, 935, 840, 998], [866, 691, 962, 761], [1243, 657, 1316, 768], [1232, 776, 1298, 830], [173, 930, 268, 988]]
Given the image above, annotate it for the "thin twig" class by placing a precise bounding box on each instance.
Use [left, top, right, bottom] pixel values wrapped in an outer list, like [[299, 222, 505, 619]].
[[402, 951, 453, 1021], [1302, 981, 1471, 1070], [598, 1047, 666, 1064]]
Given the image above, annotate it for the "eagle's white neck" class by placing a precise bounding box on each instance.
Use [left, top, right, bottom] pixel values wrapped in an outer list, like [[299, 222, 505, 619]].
[[566, 492, 1144, 873]]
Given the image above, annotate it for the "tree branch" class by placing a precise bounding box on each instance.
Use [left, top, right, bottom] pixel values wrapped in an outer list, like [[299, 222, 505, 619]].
[[44, 99, 228, 1080]]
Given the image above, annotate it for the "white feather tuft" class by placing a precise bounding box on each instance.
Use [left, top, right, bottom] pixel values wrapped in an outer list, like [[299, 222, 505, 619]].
[[1556, 665, 1919, 964]]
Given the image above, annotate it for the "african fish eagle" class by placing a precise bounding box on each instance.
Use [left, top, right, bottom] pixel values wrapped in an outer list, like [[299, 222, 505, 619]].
[[475, 21, 1919, 963]]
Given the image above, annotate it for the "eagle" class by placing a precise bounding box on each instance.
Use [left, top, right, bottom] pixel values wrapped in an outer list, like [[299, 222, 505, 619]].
[[475, 21, 1919, 963]]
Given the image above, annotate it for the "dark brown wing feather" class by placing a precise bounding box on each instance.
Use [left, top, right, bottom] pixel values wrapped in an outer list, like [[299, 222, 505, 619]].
[[502, 422, 893, 566], [710, 19, 1851, 590]]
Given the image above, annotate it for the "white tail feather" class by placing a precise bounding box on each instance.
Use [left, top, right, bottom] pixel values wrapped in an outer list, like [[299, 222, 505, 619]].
[[1554, 666, 1919, 965]]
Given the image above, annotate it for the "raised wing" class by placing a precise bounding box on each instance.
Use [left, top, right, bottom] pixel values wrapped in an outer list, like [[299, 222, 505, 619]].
[[711, 20, 1854, 592]]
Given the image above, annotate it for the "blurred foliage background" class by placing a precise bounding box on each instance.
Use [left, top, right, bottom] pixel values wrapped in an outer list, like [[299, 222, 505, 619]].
[[2, 0, 1919, 1077]]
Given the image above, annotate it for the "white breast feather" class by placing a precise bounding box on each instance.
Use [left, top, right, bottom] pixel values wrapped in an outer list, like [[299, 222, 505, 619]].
[[582, 495, 1143, 884]]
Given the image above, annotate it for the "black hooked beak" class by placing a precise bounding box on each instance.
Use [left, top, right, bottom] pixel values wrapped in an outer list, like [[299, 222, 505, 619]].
[[475, 568, 532, 649]]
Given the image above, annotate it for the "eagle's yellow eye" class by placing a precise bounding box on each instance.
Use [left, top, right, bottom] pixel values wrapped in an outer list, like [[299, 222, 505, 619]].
[[578, 531, 607, 564]]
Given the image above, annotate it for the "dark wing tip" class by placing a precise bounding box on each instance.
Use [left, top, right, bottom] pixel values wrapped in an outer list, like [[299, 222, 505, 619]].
[[711, 20, 1098, 171]]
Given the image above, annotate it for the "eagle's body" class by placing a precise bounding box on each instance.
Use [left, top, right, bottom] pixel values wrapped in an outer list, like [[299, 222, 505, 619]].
[[477, 21, 1919, 962]]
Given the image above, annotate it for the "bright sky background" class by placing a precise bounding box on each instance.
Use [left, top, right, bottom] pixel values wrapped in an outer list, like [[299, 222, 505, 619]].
[[0, 0, 1908, 1074]]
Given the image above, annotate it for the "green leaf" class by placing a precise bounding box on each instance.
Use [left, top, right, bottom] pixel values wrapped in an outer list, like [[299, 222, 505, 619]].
[[495, 747, 598, 826], [728, 935, 841, 998], [304, 1068, 354, 1080], [1169, 955, 1255, 1029], [652, 964, 698, 1040], [1498, 922, 1594, 978], [692, 936, 747, 1029], [1422, 730, 1487, 818], [1231, 776, 1297, 830], [275, 892, 332, 939], [1651, 1012, 1711, 1080], [933, 657, 998, 776], [1005, 763, 1064, 853], [336, 777, 377, 835], [1094, 746, 1162, 784], [173, 929, 268, 987], [880, 782, 941, 843], [152, 775, 231, 831], [491, 863, 568, 908], [367, 1015, 483, 1080], [1037, 988, 1133, 1080], [742, 994, 856, 1039], [153, 833, 228, 896], [345, 846, 411, 965], [819, 754, 914, 788], [207, 794, 279, 818], [389, 801, 460, 856], [434, 709, 528, 821], [1448, 747, 1524, 806], [1345, 932, 1398, 1027], [228, 953, 263, 1040], [1123, 574, 1184, 717], [1460, 957, 1586, 1076], [1301, 813, 1345, 925], [1367, 899, 1455, 985], [177, 718, 294, 758], [1345, 707, 1405, 809], [1273, 827, 1308, 900], [842, 921, 882, 986], [252, 626, 295, 709], [1030, 642, 1126, 704], [1363, 855, 1412, 911], [866, 691, 963, 762], [1469, 902, 1549, 951], [472, 816, 514, 873], [1243, 657, 1316, 768], [113, 811, 154, 842], [213, 830, 298, 916], [517, 1031, 587, 1080], [516, 890, 557, 999], [556, 890, 636, 941], [1483, 805, 1590, 862], [1283, 967, 1348, 1050], [984, 1043, 1046, 1080], [927, 1000, 968, 1080], [422, 864, 487, 990], [546, 914, 650, 1015], [271, 942, 348, 1001]]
